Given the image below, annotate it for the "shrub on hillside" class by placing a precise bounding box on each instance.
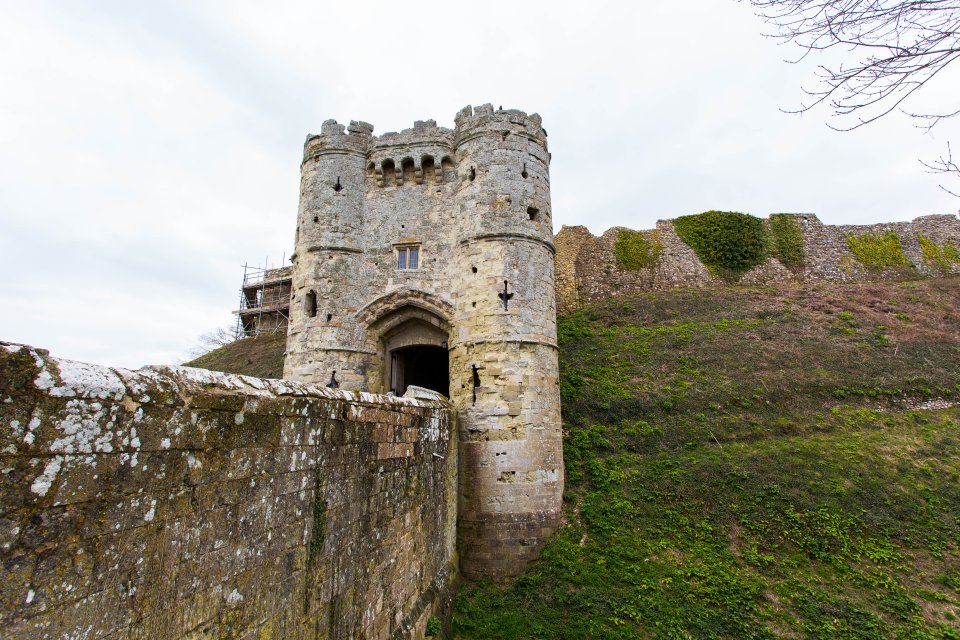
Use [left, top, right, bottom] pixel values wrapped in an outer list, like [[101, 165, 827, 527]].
[[672, 211, 768, 280]]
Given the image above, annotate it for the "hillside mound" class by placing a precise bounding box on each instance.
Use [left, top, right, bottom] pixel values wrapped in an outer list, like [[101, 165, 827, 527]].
[[183, 332, 285, 379], [455, 277, 960, 638]]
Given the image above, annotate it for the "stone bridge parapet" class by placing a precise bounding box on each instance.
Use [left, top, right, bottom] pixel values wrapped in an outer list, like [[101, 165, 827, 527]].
[[0, 342, 457, 639]]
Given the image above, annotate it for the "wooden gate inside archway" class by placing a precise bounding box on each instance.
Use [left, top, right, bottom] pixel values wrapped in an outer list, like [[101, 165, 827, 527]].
[[389, 344, 449, 397]]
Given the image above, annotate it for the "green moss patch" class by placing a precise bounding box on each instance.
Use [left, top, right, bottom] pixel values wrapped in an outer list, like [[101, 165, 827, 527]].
[[672, 211, 769, 281], [846, 231, 914, 272], [918, 235, 960, 273], [613, 229, 661, 271]]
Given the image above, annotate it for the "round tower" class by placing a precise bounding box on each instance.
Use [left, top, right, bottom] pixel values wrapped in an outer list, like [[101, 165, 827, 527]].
[[285, 120, 376, 388], [448, 105, 564, 579]]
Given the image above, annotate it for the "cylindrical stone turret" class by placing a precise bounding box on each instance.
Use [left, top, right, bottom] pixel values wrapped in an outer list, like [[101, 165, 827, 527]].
[[285, 120, 376, 389], [448, 105, 563, 580]]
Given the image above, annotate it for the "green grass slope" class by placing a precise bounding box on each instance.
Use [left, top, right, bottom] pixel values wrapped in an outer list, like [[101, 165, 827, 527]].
[[454, 278, 960, 639], [182, 332, 286, 379]]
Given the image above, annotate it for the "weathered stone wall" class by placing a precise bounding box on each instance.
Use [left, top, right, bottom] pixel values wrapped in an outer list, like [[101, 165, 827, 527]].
[[449, 109, 562, 581], [556, 213, 960, 314], [1, 342, 457, 640], [553, 225, 592, 321]]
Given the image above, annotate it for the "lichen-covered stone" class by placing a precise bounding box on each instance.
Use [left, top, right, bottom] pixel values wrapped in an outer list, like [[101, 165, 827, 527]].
[[1, 342, 457, 640]]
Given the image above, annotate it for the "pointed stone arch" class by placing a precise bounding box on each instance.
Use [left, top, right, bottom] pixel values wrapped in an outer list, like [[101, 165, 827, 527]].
[[356, 288, 454, 333], [357, 289, 454, 396]]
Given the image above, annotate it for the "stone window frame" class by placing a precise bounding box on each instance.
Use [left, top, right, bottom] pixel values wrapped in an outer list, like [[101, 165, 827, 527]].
[[395, 244, 421, 271]]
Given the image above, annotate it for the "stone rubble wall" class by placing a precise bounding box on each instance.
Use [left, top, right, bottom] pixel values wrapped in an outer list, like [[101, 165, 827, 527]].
[[555, 213, 960, 314], [0, 342, 457, 640]]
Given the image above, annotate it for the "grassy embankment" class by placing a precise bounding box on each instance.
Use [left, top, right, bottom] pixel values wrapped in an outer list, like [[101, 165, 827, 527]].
[[183, 332, 286, 379], [183, 279, 960, 637], [454, 278, 960, 639]]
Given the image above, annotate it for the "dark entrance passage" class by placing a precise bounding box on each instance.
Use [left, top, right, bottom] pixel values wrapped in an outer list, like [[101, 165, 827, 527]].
[[390, 345, 449, 397]]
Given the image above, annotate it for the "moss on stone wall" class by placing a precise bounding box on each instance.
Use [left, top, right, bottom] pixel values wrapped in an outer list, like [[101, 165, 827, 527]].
[[613, 229, 660, 270], [846, 231, 913, 272], [918, 235, 960, 273], [768, 214, 805, 270], [308, 469, 327, 570], [672, 211, 768, 281], [1, 344, 457, 639]]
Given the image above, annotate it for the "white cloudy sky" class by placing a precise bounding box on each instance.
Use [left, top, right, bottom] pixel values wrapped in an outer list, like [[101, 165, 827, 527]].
[[1, 0, 957, 369]]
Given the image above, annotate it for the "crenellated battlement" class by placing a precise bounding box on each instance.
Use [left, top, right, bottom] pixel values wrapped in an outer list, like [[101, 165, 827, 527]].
[[302, 119, 371, 162], [302, 105, 547, 167], [454, 103, 547, 147], [368, 120, 456, 188], [373, 119, 455, 148]]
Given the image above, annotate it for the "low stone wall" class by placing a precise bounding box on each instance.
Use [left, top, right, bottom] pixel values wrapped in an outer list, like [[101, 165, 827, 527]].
[[0, 342, 457, 639], [556, 213, 960, 314]]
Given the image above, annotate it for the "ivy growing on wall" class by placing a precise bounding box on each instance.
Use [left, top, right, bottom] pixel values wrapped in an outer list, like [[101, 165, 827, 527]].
[[307, 470, 327, 571], [613, 229, 661, 270], [672, 211, 768, 281], [846, 231, 913, 271], [917, 235, 960, 273], [768, 214, 805, 270]]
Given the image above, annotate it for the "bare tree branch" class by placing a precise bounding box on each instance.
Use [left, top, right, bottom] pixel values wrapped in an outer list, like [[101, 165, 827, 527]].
[[188, 324, 240, 359], [747, 0, 960, 190], [920, 141, 960, 196]]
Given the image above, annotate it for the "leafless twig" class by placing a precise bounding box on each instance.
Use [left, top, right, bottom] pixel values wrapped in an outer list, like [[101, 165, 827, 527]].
[[920, 141, 960, 196], [747, 0, 960, 192]]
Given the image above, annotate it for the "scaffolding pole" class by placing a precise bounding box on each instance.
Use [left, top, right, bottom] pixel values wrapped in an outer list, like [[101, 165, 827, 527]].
[[235, 257, 293, 338]]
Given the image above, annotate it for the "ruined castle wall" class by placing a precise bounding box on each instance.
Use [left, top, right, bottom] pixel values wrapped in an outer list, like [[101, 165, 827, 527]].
[[553, 225, 592, 317], [556, 214, 960, 314], [793, 214, 959, 281], [1, 343, 457, 640]]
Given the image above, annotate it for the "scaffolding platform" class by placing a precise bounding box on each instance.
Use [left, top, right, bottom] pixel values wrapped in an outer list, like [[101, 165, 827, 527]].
[[234, 260, 292, 337]]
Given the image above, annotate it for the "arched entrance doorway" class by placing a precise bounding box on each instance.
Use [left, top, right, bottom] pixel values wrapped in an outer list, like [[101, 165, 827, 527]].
[[380, 317, 450, 397], [359, 291, 454, 398], [389, 344, 449, 397]]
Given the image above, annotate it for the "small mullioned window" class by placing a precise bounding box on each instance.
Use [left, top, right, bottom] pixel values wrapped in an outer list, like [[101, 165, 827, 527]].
[[396, 245, 420, 271]]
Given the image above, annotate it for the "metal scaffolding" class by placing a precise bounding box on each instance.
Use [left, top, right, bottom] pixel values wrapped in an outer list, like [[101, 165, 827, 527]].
[[234, 256, 292, 338]]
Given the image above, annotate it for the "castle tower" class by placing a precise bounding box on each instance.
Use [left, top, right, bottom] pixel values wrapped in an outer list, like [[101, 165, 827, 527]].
[[285, 119, 376, 389], [447, 106, 563, 579], [284, 106, 563, 580]]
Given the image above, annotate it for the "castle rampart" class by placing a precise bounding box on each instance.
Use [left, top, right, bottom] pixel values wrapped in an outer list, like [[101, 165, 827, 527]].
[[0, 342, 457, 639], [556, 213, 960, 314]]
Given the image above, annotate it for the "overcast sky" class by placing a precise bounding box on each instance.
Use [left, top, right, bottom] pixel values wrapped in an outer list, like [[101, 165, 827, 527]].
[[1, 0, 957, 370]]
